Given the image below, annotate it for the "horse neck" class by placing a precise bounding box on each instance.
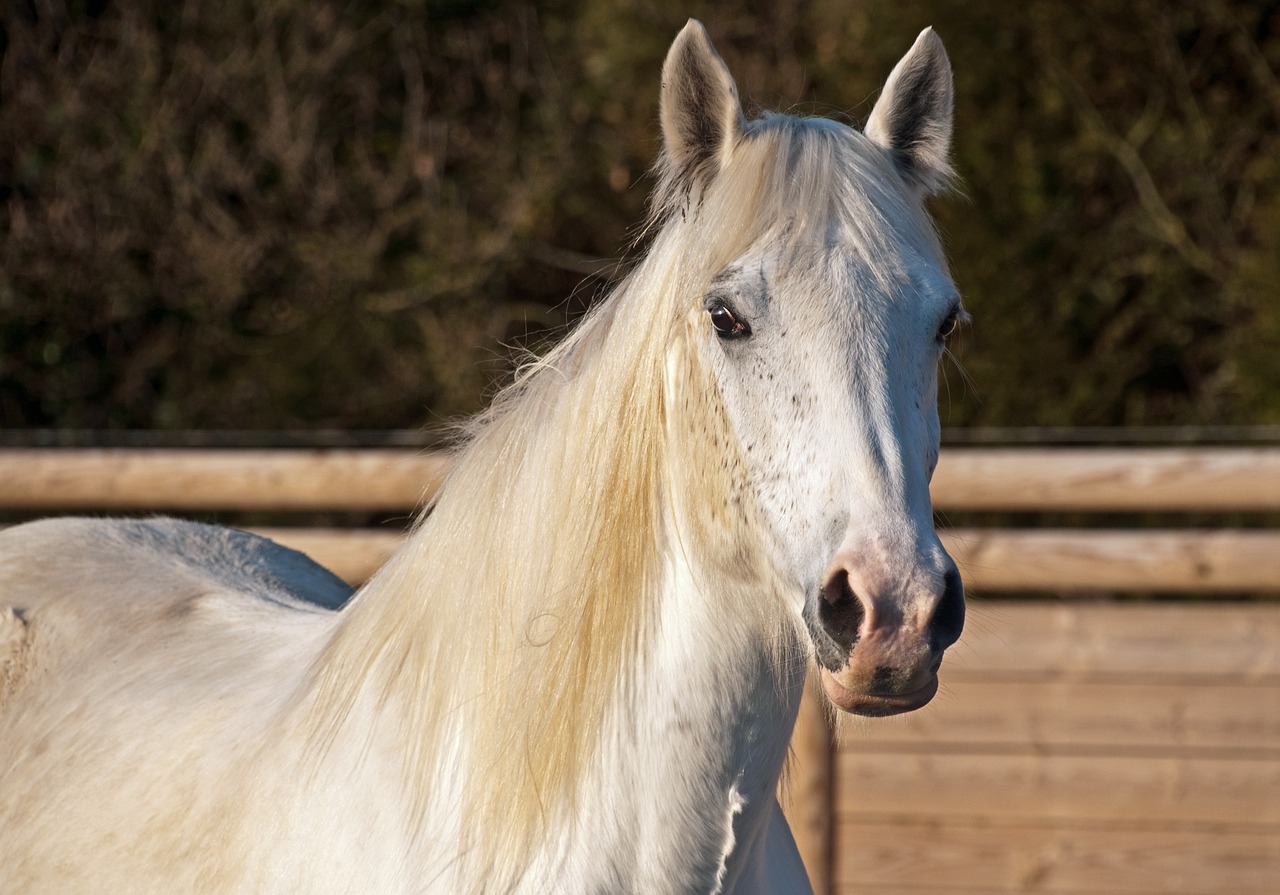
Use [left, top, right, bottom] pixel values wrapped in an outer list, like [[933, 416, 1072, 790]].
[[612, 339, 812, 888], [303, 266, 808, 888], [304, 470, 807, 891], [594, 546, 807, 891]]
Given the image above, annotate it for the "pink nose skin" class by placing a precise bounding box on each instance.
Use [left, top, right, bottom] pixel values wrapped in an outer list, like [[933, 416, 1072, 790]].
[[811, 551, 963, 717]]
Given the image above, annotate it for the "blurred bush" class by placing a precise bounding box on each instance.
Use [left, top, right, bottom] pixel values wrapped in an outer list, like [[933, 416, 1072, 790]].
[[1, 0, 1277, 430]]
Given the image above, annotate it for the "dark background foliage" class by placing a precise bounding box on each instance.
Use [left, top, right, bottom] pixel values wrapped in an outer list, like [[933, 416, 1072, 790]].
[[2, 0, 1278, 432]]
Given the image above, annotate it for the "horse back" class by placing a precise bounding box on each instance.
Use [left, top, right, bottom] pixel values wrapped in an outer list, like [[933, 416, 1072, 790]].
[[0, 516, 352, 704], [0, 517, 358, 892]]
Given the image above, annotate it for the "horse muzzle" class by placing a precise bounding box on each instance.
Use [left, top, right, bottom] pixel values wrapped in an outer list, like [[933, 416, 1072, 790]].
[[805, 545, 964, 717]]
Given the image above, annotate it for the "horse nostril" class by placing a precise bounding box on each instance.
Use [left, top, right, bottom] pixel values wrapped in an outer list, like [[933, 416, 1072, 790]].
[[818, 569, 865, 653], [928, 566, 965, 652]]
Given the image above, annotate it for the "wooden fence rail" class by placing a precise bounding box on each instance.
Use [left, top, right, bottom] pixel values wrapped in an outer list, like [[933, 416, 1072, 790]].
[[932, 447, 1280, 511], [0, 448, 449, 511], [251, 527, 1280, 595], [3, 446, 1279, 511], [5, 446, 1278, 592], [2, 444, 1278, 894]]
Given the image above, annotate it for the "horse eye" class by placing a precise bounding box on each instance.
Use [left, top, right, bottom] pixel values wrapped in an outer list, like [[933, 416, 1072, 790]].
[[936, 310, 960, 342], [709, 305, 751, 339]]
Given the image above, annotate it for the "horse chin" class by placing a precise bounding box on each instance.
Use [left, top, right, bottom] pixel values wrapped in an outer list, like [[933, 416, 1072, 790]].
[[818, 666, 939, 717]]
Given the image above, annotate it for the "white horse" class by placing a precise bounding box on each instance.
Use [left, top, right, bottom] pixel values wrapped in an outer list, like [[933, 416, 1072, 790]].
[[0, 20, 963, 894]]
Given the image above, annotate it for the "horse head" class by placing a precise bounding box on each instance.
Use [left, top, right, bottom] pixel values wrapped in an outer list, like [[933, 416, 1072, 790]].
[[658, 20, 965, 717]]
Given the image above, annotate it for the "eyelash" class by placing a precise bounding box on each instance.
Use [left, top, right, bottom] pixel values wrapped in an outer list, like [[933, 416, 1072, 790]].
[[937, 305, 965, 343]]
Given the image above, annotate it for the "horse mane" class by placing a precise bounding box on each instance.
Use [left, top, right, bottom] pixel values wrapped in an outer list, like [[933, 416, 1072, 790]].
[[300, 110, 941, 885]]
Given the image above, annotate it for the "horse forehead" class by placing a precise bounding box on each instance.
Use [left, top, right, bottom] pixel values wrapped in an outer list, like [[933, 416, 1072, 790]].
[[762, 242, 952, 320]]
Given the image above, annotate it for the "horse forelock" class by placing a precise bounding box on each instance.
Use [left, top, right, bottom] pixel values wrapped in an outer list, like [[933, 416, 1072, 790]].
[[652, 110, 948, 294]]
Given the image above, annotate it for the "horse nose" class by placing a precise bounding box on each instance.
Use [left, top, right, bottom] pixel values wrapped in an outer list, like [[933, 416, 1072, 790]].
[[811, 549, 964, 715], [815, 565, 866, 657], [929, 561, 965, 652], [816, 554, 964, 656]]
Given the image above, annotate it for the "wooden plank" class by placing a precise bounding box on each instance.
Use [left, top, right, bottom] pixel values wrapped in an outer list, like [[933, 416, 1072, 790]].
[[949, 602, 1280, 679], [943, 528, 1280, 592], [844, 679, 1280, 753], [834, 751, 1280, 826], [4, 446, 1279, 514], [248, 528, 1280, 593], [246, 541, 1280, 661], [0, 449, 446, 510], [256, 524, 1280, 594], [932, 447, 1280, 511], [833, 821, 1280, 894]]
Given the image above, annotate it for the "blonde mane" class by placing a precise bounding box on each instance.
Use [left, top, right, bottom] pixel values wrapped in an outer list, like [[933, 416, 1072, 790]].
[[303, 112, 937, 883]]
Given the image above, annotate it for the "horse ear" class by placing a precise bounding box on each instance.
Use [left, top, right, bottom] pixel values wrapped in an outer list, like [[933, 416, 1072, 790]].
[[660, 19, 745, 194], [865, 28, 954, 195]]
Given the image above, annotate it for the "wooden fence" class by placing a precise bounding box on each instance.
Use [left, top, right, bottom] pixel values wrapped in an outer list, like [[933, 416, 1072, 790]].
[[1, 445, 1278, 894]]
